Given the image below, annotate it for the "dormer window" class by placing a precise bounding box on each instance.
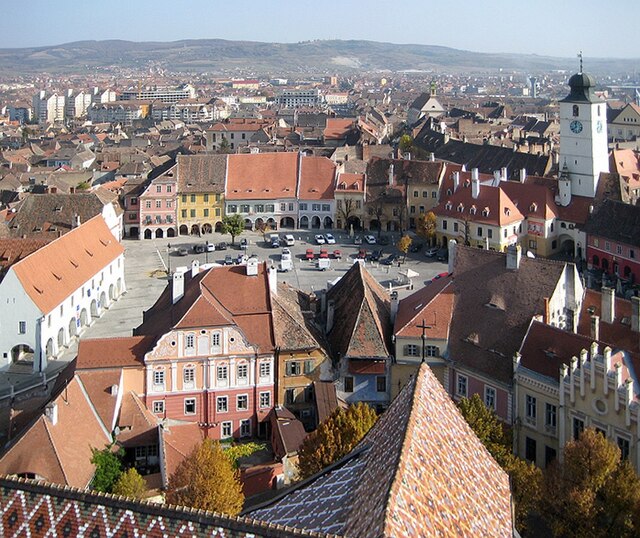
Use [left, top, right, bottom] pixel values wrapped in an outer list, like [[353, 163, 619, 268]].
[[457, 203, 464, 213], [339, 182, 347, 189], [445, 202, 452, 211], [470, 205, 477, 215], [530, 202, 537, 212], [482, 208, 490, 217], [446, 189, 452, 196], [504, 208, 511, 216]]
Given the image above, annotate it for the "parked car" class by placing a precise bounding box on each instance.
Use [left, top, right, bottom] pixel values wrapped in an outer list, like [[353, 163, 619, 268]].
[[381, 254, 399, 266], [193, 244, 205, 254], [224, 254, 234, 265], [305, 248, 315, 260], [314, 234, 326, 245], [216, 242, 227, 250], [236, 254, 248, 265], [177, 248, 188, 256], [425, 247, 439, 257], [369, 249, 383, 262], [436, 248, 448, 262], [283, 234, 295, 246], [324, 233, 336, 244], [205, 242, 215, 252], [332, 249, 342, 260], [357, 248, 367, 259], [364, 235, 376, 245], [316, 258, 331, 271], [354, 236, 363, 245], [281, 248, 292, 260], [319, 248, 329, 259], [240, 238, 248, 250], [269, 234, 280, 248], [410, 242, 423, 253]]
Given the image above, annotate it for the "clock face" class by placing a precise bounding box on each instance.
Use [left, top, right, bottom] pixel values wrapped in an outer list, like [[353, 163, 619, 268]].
[[570, 120, 583, 134], [596, 120, 603, 134]]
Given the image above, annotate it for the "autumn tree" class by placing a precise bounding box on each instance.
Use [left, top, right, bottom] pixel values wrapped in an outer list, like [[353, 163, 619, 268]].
[[90, 446, 123, 493], [337, 198, 358, 231], [254, 220, 268, 239], [538, 428, 640, 537], [416, 211, 437, 245], [297, 402, 378, 479], [166, 439, 244, 515], [112, 467, 147, 499], [397, 235, 412, 261], [220, 214, 245, 245]]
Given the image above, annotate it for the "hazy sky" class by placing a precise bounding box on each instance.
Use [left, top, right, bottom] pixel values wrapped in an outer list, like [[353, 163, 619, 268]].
[[3, 0, 638, 59]]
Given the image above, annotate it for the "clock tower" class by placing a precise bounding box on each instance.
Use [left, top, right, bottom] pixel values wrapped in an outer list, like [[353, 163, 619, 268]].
[[558, 66, 609, 204]]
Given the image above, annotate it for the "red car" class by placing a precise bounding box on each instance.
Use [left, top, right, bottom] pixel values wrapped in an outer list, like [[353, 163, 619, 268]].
[[332, 249, 342, 260], [305, 248, 315, 260], [357, 248, 367, 259], [319, 248, 329, 259]]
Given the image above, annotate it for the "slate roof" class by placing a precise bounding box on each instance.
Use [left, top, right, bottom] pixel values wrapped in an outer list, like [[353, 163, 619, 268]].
[[0, 476, 333, 538], [10, 215, 124, 314], [449, 246, 567, 384], [247, 363, 513, 537], [325, 263, 392, 360], [176, 154, 226, 194], [581, 198, 640, 248]]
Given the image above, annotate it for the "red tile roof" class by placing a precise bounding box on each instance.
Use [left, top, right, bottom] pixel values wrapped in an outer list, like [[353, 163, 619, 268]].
[[298, 156, 336, 200], [226, 153, 299, 201], [76, 335, 155, 369]]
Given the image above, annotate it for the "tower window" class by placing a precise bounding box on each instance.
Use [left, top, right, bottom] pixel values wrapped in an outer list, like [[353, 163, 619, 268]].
[[572, 105, 579, 117]]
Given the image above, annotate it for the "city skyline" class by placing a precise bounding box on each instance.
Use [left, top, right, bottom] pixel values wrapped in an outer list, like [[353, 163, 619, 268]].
[[3, 0, 639, 59]]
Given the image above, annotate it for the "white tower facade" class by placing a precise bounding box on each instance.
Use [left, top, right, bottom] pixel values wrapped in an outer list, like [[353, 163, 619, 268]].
[[559, 72, 609, 199]]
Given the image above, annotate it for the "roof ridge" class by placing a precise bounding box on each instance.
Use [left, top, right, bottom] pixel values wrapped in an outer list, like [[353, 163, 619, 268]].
[[41, 415, 70, 486]]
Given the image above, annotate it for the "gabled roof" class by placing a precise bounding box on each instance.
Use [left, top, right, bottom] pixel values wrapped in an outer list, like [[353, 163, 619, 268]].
[[581, 198, 640, 248], [117, 392, 159, 447], [227, 153, 298, 201], [0, 375, 112, 488], [76, 335, 155, 369], [325, 263, 392, 360], [10, 215, 124, 314], [248, 363, 513, 537], [272, 283, 326, 352], [298, 156, 335, 201], [75, 369, 122, 433], [271, 407, 307, 458], [176, 154, 226, 194], [0, 237, 52, 275]]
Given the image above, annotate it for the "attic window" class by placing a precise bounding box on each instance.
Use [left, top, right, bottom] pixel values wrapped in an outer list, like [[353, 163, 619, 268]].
[[33, 227, 42, 232], [484, 302, 504, 311], [446, 189, 452, 196], [339, 182, 347, 189], [470, 205, 477, 215], [51, 272, 62, 281], [69, 259, 78, 268], [482, 208, 490, 217], [353, 182, 360, 190], [504, 208, 511, 216], [54, 206, 63, 212], [414, 303, 424, 311], [464, 179, 471, 187], [457, 203, 464, 212], [465, 333, 480, 345], [33, 285, 43, 294], [530, 202, 537, 212], [445, 202, 452, 211], [621, 317, 630, 326], [544, 349, 556, 359], [99, 238, 110, 246], [85, 249, 93, 257]]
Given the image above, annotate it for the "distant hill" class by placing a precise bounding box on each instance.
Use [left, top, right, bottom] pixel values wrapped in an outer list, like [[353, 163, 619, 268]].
[[0, 39, 635, 75]]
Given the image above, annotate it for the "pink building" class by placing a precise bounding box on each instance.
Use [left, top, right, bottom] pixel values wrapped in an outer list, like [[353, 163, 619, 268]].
[[139, 164, 178, 240]]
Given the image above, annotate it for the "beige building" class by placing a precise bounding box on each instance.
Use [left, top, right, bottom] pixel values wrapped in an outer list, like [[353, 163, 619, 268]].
[[609, 103, 640, 142]]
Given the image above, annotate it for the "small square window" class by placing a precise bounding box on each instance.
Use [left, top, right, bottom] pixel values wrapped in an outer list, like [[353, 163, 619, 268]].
[[456, 374, 467, 397], [259, 391, 271, 408], [184, 398, 196, 415], [376, 376, 386, 393], [18, 321, 26, 334], [221, 421, 232, 438], [153, 401, 164, 414], [217, 396, 228, 412]]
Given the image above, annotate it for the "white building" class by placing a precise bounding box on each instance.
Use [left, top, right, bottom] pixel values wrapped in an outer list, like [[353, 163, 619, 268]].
[[32, 91, 65, 124], [0, 216, 125, 372], [120, 84, 196, 104], [277, 89, 323, 108], [65, 90, 93, 119]]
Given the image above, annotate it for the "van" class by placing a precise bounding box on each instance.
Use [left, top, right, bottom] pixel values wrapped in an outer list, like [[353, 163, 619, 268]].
[[316, 258, 331, 271], [269, 234, 280, 248], [283, 234, 295, 246]]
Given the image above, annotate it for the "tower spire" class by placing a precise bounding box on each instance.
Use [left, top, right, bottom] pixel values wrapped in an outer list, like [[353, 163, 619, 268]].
[[578, 50, 583, 74]]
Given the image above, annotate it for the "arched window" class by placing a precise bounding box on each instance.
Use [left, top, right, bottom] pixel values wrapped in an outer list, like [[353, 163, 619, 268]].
[[592, 255, 599, 267], [572, 105, 579, 117]]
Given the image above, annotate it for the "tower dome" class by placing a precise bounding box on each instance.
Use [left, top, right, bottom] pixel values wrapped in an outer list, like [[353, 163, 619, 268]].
[[562, 72, 599, 103]]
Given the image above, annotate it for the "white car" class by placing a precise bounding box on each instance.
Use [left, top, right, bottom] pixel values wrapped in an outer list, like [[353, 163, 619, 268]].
[[324, 233, 336, 244], [205, 242, 215, 252], [283, 234, 295, 246], [314, 234, 326, 245], [281, 248, 292, 260], [364, 235, 377, 245]]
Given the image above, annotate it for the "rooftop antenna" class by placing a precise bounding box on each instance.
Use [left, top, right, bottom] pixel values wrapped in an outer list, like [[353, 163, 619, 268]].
[[578, 50, 583, 74]]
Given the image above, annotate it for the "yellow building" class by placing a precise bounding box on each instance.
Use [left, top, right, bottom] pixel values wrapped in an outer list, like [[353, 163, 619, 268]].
[[334, 172, 366, 231], [176, 155, 226, 235]]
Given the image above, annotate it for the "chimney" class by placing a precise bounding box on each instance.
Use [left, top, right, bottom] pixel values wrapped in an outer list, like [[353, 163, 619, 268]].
[[447, 239, 457, 274], [506, 244, 522, 270], [590, 315, 600, 341], [501, 167, 508, 180], [471, 175, 480, 199], [246, 256, 259, 276], [50, 186, 58, 194], [601, 287, 615, 324], [45, 402, 58, 426], [429, 152, 435, 162], [452, 171, 460, 192], [390, 291, 399, 323], [326, 299, 335, 333], [267, 265, 278, 296], [172, 270, 185, 304], [631, 296, 640, 333], [191, 259, 200, 278], [520, 168, 527, 183], [388, 163, 394, 186], [72, 214, 81, 228]]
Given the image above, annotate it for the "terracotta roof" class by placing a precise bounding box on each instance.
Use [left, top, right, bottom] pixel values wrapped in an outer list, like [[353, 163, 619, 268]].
[[335, 173, 364, 193], [75, 369, 122, 433], [160, 422, 204, 481], [449, 246, 567, 384], [500, 178, 559, 221], [325, 263, 392, 360], [0, 237, 52, 275], [324, 118, 355, 140], [76, 335, 155, 369], [10, 215, 124, 314], [248, 364, 513, 536], [581, 198, 640, 248], [312, 381, 339, 424], [117, 392, 159, 447], [298, 156, 335, 201], [271, 407, 307, 458], [0, 376, 111, 488], [176, 154, 226, 194], [226, 153, 299, 201], [0, 476, 333, 538]]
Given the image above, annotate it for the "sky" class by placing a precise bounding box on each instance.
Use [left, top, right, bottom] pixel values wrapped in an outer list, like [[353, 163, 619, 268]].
[[2, 0, 638, 59]]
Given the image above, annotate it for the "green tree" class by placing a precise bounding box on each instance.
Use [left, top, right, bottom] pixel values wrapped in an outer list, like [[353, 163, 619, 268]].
[[217, 137, 231, 154], [166, 438, 244, 515], [399, 134, 413, 153], [90, 446, 123, 493], [297, 402, 377, 479], [397, 235, 412, 261], [416, 211, 437, 244], [76, 181, 91, 191], [112, 467, 147, 499], [220, 214, 245, 245], [539, 428, 640, 537], [225, 442, 267, 469]]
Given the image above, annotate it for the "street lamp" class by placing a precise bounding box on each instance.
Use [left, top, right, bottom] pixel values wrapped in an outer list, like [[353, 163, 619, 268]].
[[167, 243, 172, 276]]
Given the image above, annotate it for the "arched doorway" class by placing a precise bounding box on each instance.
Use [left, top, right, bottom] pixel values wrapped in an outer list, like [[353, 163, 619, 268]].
[[244, 219, 253, 230], [69, 318, 77, 339], [179, 225, 189, 235], [299, 216, 309, 229], [311, 216, 321, 229], [11, 344, 34, 364], [155, 228, 164, 239], [80, 309, 88, 327], [592, 255, 600, 267], [109, 284, 115, 301], [280, 217, 295, 229], [45, 338, 54, 358], [347, 216, 361, 231], [267, 218, 276, 229], [129, 227, 139, 238], [254, 218, 264, 230], [90, 299, 99, 319], [369, 219, 381, 232], [116, 278, 122, 296], [191, 224, 200, 235], [215, 221, 223, 233], [167, 228, 176, 238], [323, 216, 333, 229], [100, 291, 107, 309], [202, 223, 212, 234], [144, 229, 152, 239]]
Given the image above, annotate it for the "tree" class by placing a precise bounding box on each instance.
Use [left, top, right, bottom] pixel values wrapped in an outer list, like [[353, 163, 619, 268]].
[[416, 211, 437, 245], [254, 220, 268, 239], [399, 134, 413, 154], [397, 235, 412, 261], [112, 467, 147, 499], [166, 438, 244, 515], [220, 214, 245, 245], [297, 402, 377, 479], [217, 137, 231, 154], [90, 446, 123, 493], [337, 198, 358, 231], [538, 428, 640, 537]]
